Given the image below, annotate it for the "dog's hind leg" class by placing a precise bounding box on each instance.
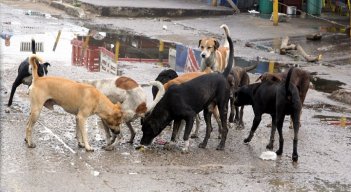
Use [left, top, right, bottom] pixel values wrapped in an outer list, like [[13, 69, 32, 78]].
[[266, 115, 276, 150], [212, 106, 222, 139], [244, 115, 262, 144], [182, 117, 194, 153], [76, 114, 94, 152], [190, 114, 201, 138], [25, 106, 42, 148], [228, 97, 235, 123], [217, 103, 229, 150], [291, 111, 300, 162], [275, 116, 284, 156], [7, 76, 23, 107], [199, 109, 213, 149], [172, 119, 182, 142], [126, 122, 136, 143]]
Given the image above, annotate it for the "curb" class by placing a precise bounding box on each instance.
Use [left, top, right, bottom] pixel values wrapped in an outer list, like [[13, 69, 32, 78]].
[[50, 1, 86, 18], [79, 2, 234, 17]]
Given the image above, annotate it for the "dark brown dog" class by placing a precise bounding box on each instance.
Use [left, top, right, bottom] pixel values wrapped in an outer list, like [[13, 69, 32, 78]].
[[256, 68, 310, 128], [227, 63, 257, 128], [234, 67, 302, 161]]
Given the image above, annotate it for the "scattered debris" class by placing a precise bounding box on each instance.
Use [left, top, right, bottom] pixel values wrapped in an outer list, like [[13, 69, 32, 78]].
[[259, 151, 277, 161], [306, 33, 322, 41], [329, 89, 351, 105]]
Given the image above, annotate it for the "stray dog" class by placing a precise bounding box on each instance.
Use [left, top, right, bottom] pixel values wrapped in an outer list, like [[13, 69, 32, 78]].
[[25, 55, 123, 152], [7, 39, 50, 107], [234, 67, 302, 161], [199, 24, 230, 72], [81, 77, 165, 149], [152, 69, 178, 99], [256, 68, 310, 128], [140, 34, 234, 152], [227, 63, 257, 128]]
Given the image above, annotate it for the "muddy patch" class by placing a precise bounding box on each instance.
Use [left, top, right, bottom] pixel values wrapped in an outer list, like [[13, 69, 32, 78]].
[[310, 77, 345, 93]]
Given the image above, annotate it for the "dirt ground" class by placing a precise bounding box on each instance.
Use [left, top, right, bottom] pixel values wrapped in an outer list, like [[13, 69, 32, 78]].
[[1, 1, 351, 192]]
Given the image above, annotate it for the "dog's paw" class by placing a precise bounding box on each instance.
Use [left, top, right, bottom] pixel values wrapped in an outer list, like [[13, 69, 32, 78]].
[[181, 148, 189, 154], [276, 149, 283, 156], [198, 142, 207, 148], [27, 142, 36, 148], [190, 134, 198, 138], [4, 107, 10, 113], [292, 153, 298, 162], [266, 144, 274, 150], [85, 147, 95, 152], [243, 138, 251, 144], [102, 145, 114, 151], [216, 144, 225, 150], [78, 143, 85, 148]]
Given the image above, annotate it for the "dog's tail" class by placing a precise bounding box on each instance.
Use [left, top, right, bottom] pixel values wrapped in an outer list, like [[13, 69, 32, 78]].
[[147, 80, 165, 113], [29, 54, 44, 81], [285, 67, 294, 96], [31, 39, 36, 54], [243, 62, 258, 72], [222, 34, 234, 78], [220, 24, 230, 48]]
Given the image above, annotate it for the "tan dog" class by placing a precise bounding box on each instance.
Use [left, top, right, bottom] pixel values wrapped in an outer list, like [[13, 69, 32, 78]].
[[25, 55, 123, 151], [199, 24, 231, 72], [81, 77, 164, 149]]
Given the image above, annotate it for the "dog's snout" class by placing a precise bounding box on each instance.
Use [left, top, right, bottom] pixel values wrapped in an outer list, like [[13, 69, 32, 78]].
[[201, 54, 206, 58]]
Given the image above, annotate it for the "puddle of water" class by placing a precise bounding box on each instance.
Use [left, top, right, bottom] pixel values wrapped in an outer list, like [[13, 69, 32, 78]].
[[77, 30, 175, 63], [310, 77, 345, 93]]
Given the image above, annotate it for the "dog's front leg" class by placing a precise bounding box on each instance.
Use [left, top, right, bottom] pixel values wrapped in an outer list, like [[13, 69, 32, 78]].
[[77, 115, 94, 152], [199, 109, 212, 149], [164, 120, 182, 151], [190, 114, 201, 138], [75, 117, 84, 148], [100, 120, 115, 151], [126, 122, 136, 143], [244, 115, 262, 144], [182, 117, 194, 153]]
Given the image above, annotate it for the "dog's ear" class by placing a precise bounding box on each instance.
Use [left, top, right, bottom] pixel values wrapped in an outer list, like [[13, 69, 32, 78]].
[[214, 40, 220, 50], [198, 40, 202, 48]]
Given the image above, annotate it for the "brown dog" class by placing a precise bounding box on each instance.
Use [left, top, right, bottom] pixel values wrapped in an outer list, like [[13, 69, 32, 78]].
[[199, 24, 231, 72], [256, 68, 310, 128], [227, 63, 257, 128], [25, 55, 123, 151]]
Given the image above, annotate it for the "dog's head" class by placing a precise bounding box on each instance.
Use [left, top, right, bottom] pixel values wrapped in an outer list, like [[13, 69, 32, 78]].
[[103, 104, 123, 135], [152, 69, 178, 99], [140, 104, 170, 146], [37, 62, 51, 77], [198, 37, 220, 59], [234, 85, 253, 106]]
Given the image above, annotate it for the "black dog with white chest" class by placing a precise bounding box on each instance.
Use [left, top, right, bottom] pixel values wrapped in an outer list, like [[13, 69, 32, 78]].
[[140, 34, 234, 152], [7, 39, 50, 107], [234, 67, 302, 161]]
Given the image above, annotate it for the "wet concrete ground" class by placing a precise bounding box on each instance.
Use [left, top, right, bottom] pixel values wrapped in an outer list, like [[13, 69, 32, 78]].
[[1, 1, 351, 192]]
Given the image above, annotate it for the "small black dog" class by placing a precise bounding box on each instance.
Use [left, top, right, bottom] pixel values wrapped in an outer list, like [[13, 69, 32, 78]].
[[152, 69, 178, 99], [7, 39, 50, 107], [140, 34, 234, 152], [234, 67, 302, 162]]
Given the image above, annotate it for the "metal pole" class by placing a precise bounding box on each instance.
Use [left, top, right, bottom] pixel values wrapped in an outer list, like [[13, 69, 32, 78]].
[[273, 0, 278, 26], [52, 30, 62, 51]]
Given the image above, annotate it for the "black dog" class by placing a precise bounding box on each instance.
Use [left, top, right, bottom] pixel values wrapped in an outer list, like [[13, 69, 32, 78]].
[[234, 67, 302, 161], [152, 69, 178, 99], [7, 39, 50, 107], [140, 34, 234, 152]]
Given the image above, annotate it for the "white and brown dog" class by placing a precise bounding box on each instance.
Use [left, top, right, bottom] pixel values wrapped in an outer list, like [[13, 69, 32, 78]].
[[25, 55, 123, 152], [81, 77, 164, 150], [199, 24, 231, 72]]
